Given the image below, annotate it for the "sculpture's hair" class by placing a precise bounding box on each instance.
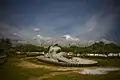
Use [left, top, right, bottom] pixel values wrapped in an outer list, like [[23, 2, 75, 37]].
[[54, 44, 59, 46]]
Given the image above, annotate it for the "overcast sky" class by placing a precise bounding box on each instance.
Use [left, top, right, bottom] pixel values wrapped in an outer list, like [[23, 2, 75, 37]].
[[0, 0, 120, 43]]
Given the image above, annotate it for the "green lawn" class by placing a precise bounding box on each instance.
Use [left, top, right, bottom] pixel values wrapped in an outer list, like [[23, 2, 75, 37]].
[[0, 56, 53, 80], [0, 56, 120, 80], [88, 58, 120, 67]]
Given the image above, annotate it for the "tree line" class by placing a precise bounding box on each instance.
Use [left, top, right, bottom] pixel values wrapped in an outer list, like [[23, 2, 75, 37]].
[[61, 41, 120, 54], [0, 38, 120, 56]]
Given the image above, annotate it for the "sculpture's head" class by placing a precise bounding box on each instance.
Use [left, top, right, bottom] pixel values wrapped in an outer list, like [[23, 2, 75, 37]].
[[53, 44, 59, 47], [49, 46, 61, 53]]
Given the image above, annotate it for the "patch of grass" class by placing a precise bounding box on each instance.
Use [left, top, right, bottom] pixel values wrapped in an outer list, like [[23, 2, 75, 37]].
[[88, 58, 120, 67], [0, 56, 53, 80]]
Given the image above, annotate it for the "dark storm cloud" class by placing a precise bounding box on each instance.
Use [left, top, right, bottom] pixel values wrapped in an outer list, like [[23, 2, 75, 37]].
[[0, 0, 120, 43], [80, 0, 120, 41]]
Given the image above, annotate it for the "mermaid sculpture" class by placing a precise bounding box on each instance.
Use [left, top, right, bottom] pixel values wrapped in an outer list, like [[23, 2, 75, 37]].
[[37, 45, 98, 67]]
